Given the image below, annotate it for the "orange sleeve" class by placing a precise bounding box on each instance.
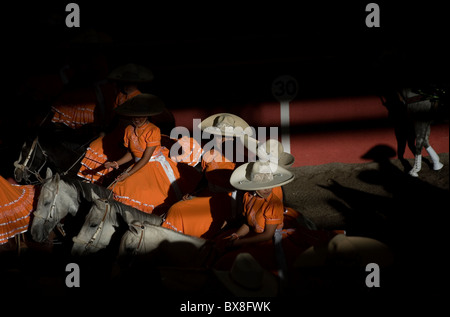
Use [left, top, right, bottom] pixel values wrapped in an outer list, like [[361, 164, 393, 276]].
[[123, 125, 132, 148], [272, 186, 283, 202], [263, 197, 284, 225], [144, 125, 161, 147]]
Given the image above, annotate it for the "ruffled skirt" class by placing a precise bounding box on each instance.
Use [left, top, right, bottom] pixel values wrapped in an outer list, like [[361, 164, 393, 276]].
[[0, 178, 35, 244], [112, 149, 182, 214], [51, 103, 96, 129]]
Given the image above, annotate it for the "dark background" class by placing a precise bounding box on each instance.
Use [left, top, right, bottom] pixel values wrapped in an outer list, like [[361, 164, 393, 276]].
[[3, 1, 449, 103]]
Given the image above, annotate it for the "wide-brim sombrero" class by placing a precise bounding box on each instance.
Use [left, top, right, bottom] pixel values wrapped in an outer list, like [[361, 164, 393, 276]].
[[230, 161, 294, 191], [114, 94, 165, 117], [199, 113, 253, 137], [108, 63, 154, 83], [241, 136, 295, 168]]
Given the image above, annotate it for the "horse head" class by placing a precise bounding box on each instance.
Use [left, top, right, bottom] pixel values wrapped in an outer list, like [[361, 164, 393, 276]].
[[31, 168, 79, 242], [14, 137, 48, 184], [71, 190, 119, 256]]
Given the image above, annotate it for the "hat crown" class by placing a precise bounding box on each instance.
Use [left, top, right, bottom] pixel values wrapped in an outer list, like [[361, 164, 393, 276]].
[[211, 115, 238, 134], [114, 93, 164, 117], [229, 253, 264, 290], [258, 139, 283, 163], [213, 115, 235, 128], [250, 161, 277, 183], [200, 113, 252, 137], [109, 63, 154, 82]]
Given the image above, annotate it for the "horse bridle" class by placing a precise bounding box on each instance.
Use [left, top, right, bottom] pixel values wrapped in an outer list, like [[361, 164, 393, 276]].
[[14, 136, 48, 184], [33, 177, 60, 223], [128, 222, 147, 255], [72, 199, 111, 253]]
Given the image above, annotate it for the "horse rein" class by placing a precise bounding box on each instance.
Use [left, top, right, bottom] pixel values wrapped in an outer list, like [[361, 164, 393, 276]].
[[128, 222, 146, 255], [33, 178, 69, 236], [14, 135, 88, 185]]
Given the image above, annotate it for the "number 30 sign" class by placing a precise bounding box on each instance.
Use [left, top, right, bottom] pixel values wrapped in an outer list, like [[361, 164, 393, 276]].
[[271, 75, 298, 154]]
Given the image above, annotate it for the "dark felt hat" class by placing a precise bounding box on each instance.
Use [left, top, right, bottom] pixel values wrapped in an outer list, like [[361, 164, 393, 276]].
[[108, 63, 154, 83], [114, 94, 165, 117]]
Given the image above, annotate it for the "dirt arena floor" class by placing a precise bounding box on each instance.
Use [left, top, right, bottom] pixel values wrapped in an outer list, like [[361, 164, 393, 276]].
[[285, 149, 449, 234]]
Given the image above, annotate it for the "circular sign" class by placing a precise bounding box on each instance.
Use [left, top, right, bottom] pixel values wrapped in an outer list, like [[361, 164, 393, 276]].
[[271, 75, 298, 102]]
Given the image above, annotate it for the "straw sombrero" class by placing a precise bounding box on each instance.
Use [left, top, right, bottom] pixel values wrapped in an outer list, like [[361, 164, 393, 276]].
[[230, 160, 294, 191], [114, 94, 165, 117], [213, 253, 279, 297], [199, 113, 253, 137], [241, 137, 295, 168], [108, 63, 154, 83]]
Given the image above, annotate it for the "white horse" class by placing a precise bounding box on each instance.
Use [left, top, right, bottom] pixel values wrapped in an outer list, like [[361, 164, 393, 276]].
[[31, 168, 111, 242], [71, 191, 163, 256], [119, 221, 218, 268]]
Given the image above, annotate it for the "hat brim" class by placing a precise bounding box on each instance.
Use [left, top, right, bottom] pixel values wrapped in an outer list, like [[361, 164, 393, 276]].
[[114, 94, 165, 117], [199, 113, 253, 137], [213, 270, 278, 297], [230, 162, 294, 191], [279, 152, 295, 168]]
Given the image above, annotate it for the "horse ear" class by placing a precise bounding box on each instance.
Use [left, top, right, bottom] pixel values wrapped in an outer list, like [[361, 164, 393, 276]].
[[45, 167, 53, 179], [91, 189, 100, 201]]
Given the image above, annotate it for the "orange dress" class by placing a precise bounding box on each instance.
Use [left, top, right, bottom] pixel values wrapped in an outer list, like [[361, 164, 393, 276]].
[[51, 80, 116, 129], [162, 149, 237, 239], [111, 122, 182, 214], [169, 136, 203, 167], [213, 190, 336, 274], [242, 191, 284, 233], [77, 90, 141, 184], [0, 176, 35, 244]]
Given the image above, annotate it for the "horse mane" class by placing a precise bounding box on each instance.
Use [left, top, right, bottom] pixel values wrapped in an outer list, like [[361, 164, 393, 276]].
[[106, 198, 163, 226], [59, 174, 112, 200]]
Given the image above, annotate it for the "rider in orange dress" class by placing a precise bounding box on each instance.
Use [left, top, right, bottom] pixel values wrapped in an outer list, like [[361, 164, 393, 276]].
[[0, 175, 35, 245], [77, 63, 150, 184], [215, 142, 335, 278], [104, 94, 182, 215], [76, 88, 141, 184], [162, 113, 254, 239]]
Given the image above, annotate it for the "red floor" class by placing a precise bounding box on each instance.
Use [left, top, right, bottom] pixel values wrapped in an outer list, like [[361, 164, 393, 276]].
[[172, 95, 449, 167]]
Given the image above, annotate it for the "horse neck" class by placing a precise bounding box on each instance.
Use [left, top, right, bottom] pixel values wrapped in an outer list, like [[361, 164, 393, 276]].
[[117, 203, 162, 226], [79, 181, 111, 202]]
